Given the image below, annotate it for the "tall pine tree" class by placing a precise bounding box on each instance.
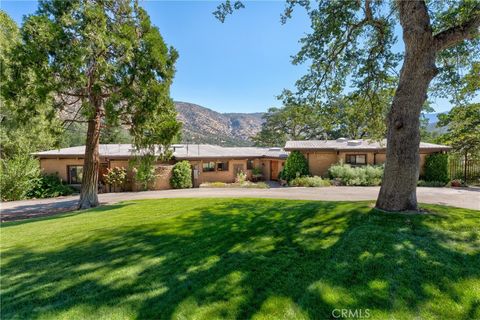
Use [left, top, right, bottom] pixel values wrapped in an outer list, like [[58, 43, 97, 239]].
[[5, 0, 180, 208]]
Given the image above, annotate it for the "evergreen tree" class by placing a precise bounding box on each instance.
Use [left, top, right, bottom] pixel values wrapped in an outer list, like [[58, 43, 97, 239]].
[[5, 1, 180, 208]]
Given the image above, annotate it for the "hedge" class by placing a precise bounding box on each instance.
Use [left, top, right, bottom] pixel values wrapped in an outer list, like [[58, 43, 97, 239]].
[[423, 153, 449, 183]]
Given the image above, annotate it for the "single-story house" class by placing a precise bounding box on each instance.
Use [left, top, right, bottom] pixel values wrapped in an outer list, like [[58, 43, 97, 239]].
[[33, 144, 288, 190], [33, 138, 450, 190], [284, 138, 451, 177]]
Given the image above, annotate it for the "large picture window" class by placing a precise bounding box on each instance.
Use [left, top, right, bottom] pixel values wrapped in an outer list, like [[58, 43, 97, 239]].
[[202, 161, 215, 172], [346, 154, 367, 165], [202, 161, 229, 172], [68, 165, 83, 184]]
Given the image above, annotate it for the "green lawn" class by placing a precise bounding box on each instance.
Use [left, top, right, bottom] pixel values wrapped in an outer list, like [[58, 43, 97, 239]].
[[1, 199, 479, 320]]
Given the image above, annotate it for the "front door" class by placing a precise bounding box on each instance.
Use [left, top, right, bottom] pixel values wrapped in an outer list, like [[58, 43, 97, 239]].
[[270, 161, 279, 180]]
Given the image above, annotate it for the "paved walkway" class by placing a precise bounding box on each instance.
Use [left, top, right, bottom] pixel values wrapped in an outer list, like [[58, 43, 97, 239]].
[[1, 187, 478, 222]]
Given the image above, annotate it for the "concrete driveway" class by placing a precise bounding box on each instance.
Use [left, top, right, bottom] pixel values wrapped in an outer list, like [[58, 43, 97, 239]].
[[1, 186, 478, 222]]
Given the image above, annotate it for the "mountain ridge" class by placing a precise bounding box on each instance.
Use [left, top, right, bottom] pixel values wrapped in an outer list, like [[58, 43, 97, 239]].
[[175, 101, 264, 146]]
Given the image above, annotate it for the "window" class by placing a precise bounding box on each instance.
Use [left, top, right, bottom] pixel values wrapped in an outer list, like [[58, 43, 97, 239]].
[[202, 161, 215, 172], [68, 165, 83, 184], [246, 159, 254, 170], [346, 154, 367, 165], [217, 161, 229, 171]]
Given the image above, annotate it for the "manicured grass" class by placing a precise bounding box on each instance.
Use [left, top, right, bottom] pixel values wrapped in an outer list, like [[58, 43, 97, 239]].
[[1, 198, 479, 319]]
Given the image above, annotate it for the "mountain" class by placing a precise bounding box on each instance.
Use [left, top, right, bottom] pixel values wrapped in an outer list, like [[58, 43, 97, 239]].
[[423, 113, 440, 124], [175, 101, 264, 146], [423, 112, 447, 134]]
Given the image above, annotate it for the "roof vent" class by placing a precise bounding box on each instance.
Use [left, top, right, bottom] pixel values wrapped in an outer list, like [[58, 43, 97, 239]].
[[347, 140, 362, 146], [336, 137, 347, 143]]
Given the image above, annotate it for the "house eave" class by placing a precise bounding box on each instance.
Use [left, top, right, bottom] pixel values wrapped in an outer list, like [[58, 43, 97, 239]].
[[284, 147, 451, 153]]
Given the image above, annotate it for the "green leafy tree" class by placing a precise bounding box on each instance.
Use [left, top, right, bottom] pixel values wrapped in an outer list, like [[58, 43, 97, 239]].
[[253, 102, 325, 147], [254, 86, 394, 146], [326, 88, 394, 140], [283, 151, 309, 181], [216, 0, 480, 211], [5, 1, 180, 209], [0, 11, 61, 159], [170, 161, 192, 189], [100, 126, 132, 145], [437, 103, 480, 181], [0, 11, 62, 201], [0, 154, 40, 201]]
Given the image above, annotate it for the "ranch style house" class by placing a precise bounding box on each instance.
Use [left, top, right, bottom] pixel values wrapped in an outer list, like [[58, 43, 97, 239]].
[[33, 139, 450, 190]]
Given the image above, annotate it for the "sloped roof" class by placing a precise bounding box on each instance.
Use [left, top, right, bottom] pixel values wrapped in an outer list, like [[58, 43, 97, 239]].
[[33, 144, 288, 159], [33, 145, 134, 157], [173, 144, 287, 159], [284, 139, 451, 151]]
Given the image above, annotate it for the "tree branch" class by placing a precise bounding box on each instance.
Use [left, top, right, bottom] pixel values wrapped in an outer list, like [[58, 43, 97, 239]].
[[59, 91, 88, 98], [434, 9, 480, 51]]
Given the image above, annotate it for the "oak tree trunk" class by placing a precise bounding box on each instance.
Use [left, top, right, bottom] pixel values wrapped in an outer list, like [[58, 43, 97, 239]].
[[376, 1, 438, 211], [78, 107, 102, 209]]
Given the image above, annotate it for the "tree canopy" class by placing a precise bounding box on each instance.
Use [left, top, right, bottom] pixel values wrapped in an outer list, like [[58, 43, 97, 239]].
[[216, 0, 480, 211], [4, 0, 180, 208], [0, 10, 62, 158], [437, 103, 480, 158]]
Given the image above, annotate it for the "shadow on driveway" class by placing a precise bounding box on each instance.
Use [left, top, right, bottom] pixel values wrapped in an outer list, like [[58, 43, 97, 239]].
[[1, 186, 478, 222], [1, 198, 80, 222]]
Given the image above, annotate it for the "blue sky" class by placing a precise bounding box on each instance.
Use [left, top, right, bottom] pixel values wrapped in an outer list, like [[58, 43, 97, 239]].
[[1, 1, 460, 114]]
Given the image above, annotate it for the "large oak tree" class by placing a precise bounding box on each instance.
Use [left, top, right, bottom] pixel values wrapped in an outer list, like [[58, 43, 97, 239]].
[[217, 0, 480, 211], [5, 0, 180, 209]]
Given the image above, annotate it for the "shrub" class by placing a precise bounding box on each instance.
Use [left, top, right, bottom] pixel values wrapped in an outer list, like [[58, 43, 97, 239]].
[[28, 174, 75, 198], [424, 153, 449, 183], [251, 167, 263, 176], [170, 161, 192, 189], [289, 176, 331, 187], [0, 154, 40, 201], [235, 171, 247, 183], [328, 163, 384, 186], [283, 151, 309, 181], [417, 180, 446, 187], [103, 167, 127, 192]]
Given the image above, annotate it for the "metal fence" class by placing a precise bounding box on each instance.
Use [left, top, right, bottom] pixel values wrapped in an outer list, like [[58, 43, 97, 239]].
[[449, 157, 480, 182]]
